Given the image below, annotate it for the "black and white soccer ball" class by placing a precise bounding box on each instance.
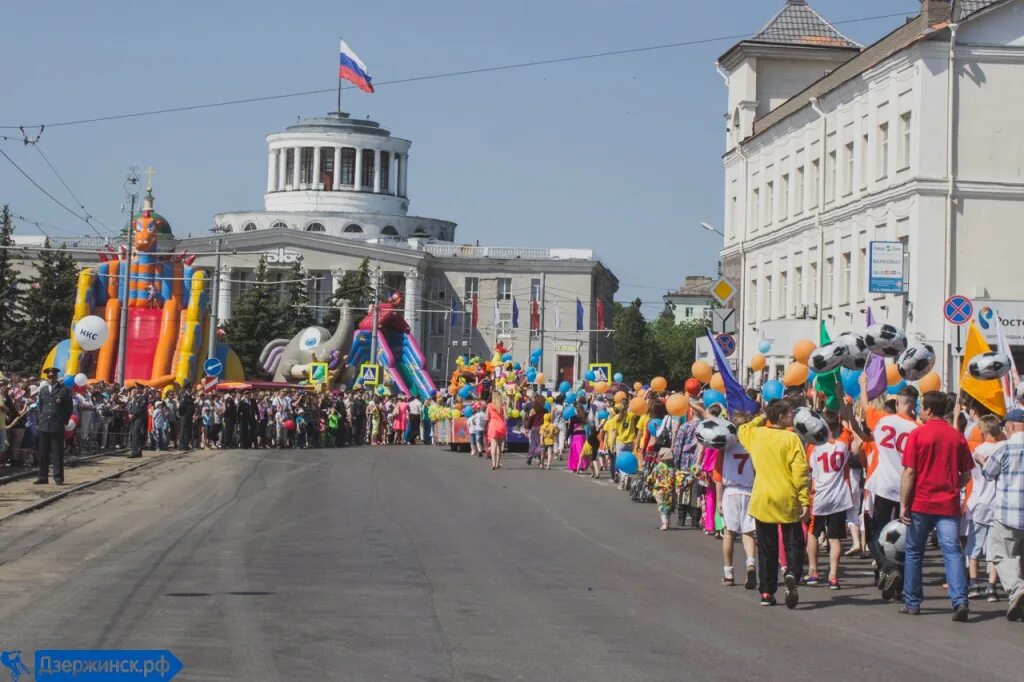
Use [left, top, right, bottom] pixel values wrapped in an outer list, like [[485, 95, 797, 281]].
[[864, 323, 907, 358], [967, 351, 1012, 381], [836, 333, 870, 370], [896, 343, 936, 381], [879, 519, 906, 564], [793, 407, 830, 446], [695, 418, 737, 449], [808, 341, 847, 373]]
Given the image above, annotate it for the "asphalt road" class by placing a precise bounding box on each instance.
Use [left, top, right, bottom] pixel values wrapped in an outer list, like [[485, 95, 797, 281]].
[[0, 445, 1019, 682]]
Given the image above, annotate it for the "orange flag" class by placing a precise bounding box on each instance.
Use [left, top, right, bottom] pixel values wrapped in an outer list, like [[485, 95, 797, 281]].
[[959, 322, 1007, 417]]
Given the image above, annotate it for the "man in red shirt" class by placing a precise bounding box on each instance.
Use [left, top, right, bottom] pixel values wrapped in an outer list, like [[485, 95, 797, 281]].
[[899, 391, 974, 621]]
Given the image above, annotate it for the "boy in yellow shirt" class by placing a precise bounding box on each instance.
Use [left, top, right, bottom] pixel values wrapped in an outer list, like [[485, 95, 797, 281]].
[[540, 413, 557, 470]]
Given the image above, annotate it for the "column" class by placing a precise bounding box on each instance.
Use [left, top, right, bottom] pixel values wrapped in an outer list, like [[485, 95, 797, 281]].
[[332, 147, 342, 190], [390, 154, 399, 196], [399, 153, 408, 198], [277, 148, 286, 191], [312, 146, 321, 190], [373, 149, 382, 193], [266, 149, 276, 193], [354, 148, 363, 191], [405, 268, 422, 341], [291, 146, 301, 188], [331, 266, 346, 294], [218, 266, 234, 323]]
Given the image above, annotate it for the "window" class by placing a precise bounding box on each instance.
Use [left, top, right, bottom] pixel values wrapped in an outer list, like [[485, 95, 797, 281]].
[[430, 352, 443, 371], [237, 269, 252, 297], [361, 149, 375, 188], [823, 257, 834, 307], [794, 266, 803, 303], [319, 147, 334, 188], [748, 276, 757, 321], [339, 148, 356, 186], [299, 147, 314, 184], [305, 222, 325, 232], [497, 311, 513, 337], [343, 223, 363, 233], [270, 221, 288, 229], [795, 166, 804, 215], [381, 225, 398, 236], [411, 226, 429, 238], [780, 174, 789, 219], [809, 159, 820, 208], [380, 151, 391, 192], [858, 247, 867, 302], [860, 133, 869, 189], [898, 112, 912, 169], [842, 252, 852, 304], [826, 150, 837, 203], [765, 181, 774, 226], [497, 277, 512, 301], [463, 277, 479, 333], [530, 278, 542, 301], [809, 261, 818, 305], [877, 122, 889, 179], [751, 188, 760, 229], [242, 222, 257, 232], [844, 142, 854, 196], [729, 195, 738, 239], [764, 275, 773, 319], [284, 150, 295, 187], [684, 306, 694, 318], [780, 270, 788, 313]]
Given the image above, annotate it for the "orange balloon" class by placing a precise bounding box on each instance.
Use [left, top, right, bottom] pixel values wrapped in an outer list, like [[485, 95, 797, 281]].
[[783, 362, 810, 387], [535, 372, 545, 385], [633, 381, 643, 391], [692, 361, 714, 384], [614, 390, 627, 404], [666, 393, 689, 417], [594, 381, 609, 394], [886, 362, 902, 386], [650, 376, 667, 392], [629, 396, 647, 416], [792, 340, 816, 364], [710, 373, 725, 393], [918, 371, 942, 393], [751, 353, 766, 372]]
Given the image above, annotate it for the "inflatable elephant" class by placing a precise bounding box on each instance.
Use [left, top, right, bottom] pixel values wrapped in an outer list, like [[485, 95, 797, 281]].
[[259, 301, 354, 383]]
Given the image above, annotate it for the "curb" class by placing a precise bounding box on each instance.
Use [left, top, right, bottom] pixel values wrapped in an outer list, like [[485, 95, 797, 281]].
[[0, 449, 192, 525], [0, 449, 129, 486]]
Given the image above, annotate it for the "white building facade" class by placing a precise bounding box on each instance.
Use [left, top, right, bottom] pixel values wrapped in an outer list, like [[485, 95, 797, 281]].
[[718, 0, 1024, 385]]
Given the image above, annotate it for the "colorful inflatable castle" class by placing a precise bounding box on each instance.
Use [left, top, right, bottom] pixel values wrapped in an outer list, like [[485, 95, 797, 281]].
[[42, 184, 244, 387], [347, 292, 437, 399]]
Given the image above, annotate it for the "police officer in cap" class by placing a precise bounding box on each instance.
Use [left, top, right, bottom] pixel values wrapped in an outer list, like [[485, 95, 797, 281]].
[[35, 367, 74, 485], [128, 387, 150, 458]]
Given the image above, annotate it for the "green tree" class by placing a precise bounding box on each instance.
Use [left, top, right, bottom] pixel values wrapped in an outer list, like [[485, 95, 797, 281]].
[[611, 298, 656, 382], [14, 239, 77, 373], [322, 257, 371, 329], [223, 256, 290, 378], [650, 307, 705, 388], [282, 260, 315, 335], [0, 205, 23, 372]]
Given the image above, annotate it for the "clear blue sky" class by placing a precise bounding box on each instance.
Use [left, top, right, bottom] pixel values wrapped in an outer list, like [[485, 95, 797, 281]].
[[0, 0, 921, 314]]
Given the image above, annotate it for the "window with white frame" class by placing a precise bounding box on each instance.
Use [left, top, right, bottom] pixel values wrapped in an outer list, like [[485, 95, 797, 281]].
[[898, 112, 912, 170], [795, 166, 804, 215], [497, 277, 512, 301], [764, 274, 773, 320], [858, 246, 867, 302], [430, 352, 443, 371], [842, 252, 852, 304], [823, 257, 834, 307], [826, 150, 837, 203], [780, 174, 789, 219], [794, 266, 803, 304], [877, 121, 889, 179], [463, 276, 479, 333], [730, 195, 738, 238], [748, 278, 757, 321], [497, 311, 512, 336], [844, 142, 854, 196], [751, 187, 760, 230], [780, 270, 788, 314], [860, 133, 869, 189], [810, 158, 820, 208], [765, 181, 774, 226], [809, 260, 818, 305]]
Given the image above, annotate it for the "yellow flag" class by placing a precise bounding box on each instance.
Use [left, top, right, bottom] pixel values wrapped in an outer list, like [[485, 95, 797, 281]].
[[960, 322, 1006, 416]]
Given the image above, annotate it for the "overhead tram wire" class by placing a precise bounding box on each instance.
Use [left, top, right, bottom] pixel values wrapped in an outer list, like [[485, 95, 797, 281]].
[[31, 141, 115, 235], [0, 145, 102, 236], [0, 11, 912, 131]]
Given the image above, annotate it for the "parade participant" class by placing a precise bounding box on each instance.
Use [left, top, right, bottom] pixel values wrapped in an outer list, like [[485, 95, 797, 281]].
[[966, 415, 1002, 601], [714, 414, 757, 589], [805, 410, 853, 589], [540, 413, 556, 470], [178, 385, 196, 450], [525, 396, 545, 466], [128, 388, 149, 459], [982, 408, 1024, 621], [33, 368, 73, 484], [649, 450, 676, 531], [407, 395, 423, 445], [468, 403, 486, 456], [486, 394, 507, 470]]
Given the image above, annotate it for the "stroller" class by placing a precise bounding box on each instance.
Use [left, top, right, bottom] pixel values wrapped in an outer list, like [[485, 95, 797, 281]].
[[629, 454, 660, 504]]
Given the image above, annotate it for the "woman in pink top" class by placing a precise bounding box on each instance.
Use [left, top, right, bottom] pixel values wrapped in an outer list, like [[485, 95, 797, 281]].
[[486, 395, 508, 470], [393, 399, 409, 445]]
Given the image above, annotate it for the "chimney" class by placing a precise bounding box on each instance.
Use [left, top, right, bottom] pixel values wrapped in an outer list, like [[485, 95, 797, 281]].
[[920, 0, 952, 25]]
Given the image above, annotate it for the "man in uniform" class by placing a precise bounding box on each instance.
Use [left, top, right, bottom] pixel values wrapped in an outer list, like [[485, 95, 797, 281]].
[[35, 367, 73, 485], [177, 384, 196, 450], [128, 388, 150, 458]]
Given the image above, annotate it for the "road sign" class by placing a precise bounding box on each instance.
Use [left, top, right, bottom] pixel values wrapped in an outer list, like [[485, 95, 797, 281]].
[[868, 241, 906, 294], [715, 333, 736, 357], [944, 294, 974, 326], [201, 375, 219, 392], [710, 277, 737, 306], [359, 363, 381, 386], [588, 363, 611, 383], [710, 308, 736, 334], [203, 357, 223, 378], [309, 362, 328, 385]]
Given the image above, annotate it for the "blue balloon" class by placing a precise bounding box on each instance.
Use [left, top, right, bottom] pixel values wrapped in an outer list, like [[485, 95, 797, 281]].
[[502, 352, 513, 362], [531, 347, 543, 358], [565, 392, 577, 404], [887, 380, 906, 395], [463, 406, 473, 418], [597, 410, 609, 421], [526, 369, 537, 382], [613, 372, 623, 383], [648, 418, 663, 436], [642, 384, 650, 391], [513, 362, 522, 371], [702, 389, 726, 408], [62, 375, 74, 388], [807, 369, 817, 385], [762, 380, 784, 402], [459, 385, 473, 398], [758, 340, 772, 354], [544, 401, 552, 412], [558, 381, 571, 394], [615, 450, 639, 475], [563, 406, 577, 421], [841, 368, 862, 399], [584, 370, 596, 382]]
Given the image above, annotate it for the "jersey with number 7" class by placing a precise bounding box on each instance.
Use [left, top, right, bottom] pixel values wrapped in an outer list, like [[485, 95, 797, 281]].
[[716, 440, 755, 491], [864, 407, 917, 502]]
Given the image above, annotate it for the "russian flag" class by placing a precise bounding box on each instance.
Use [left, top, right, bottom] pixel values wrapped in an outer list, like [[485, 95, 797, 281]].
[[339, 39, 374, 93]]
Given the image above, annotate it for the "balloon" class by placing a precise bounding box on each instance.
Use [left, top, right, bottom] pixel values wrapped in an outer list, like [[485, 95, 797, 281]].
[[614, 390, 627, 404], [887, 380, 906, 395], [558, 381, 571, 394], [840, 368, 862, 399], [283, 419, 296, 431], [615, 450, 639, 475], [648, 418, 663, 436], [691, 361, 713, 384], [886, 363, 902, 386], [762, 379, 785, 402], [584, 370, 596, 382], [544, 401, 552, 412], [757, 340, 772, 354], [594, 381, 609, 394], [535, 373, 545, 385], [807, 369, 817, 385], [751, 354, 766, 372], [702, 389, 726, 409], [65, 414, 79, 433], [613, 372, 623, 383], [513, 362, 522, 371], [509, 409, 521, 419], [62, 375, 75, 388], [526, 369, 537, 382], [650, 376, 667, 392], [73, 315, 109, 352], [459, 385, 473, 399], [793, 340, 816, 364], [666, 393, 689, 417], [463, 406, 473, 418], [783, 362, 810, 387], [502, 352, 513, 362], [633, 381, 643, 391], [629, 397, 647, 416], [72, 373, 88, 388], [918, 371, 942, 393], [565, 392, 577, 404], [684, 378, 701, 397], [597, 409, 609, 420], [563, 406, 577, 421], [710, 373, 725, 393]]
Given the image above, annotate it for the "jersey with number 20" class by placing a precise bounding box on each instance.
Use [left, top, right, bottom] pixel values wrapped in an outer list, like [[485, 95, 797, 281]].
[[865, 408, 917, 503]]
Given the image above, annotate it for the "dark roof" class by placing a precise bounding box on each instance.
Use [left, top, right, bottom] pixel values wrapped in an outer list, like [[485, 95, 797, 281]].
[[752, 0, 860, 49], [958, 0, 1002, 18]]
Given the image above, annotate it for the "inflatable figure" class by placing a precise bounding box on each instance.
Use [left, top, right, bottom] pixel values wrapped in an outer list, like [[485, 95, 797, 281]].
[[259, 301, 355, 383]]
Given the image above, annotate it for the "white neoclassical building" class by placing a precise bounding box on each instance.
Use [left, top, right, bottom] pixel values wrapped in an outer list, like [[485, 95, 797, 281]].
[[717, 0, 1024, 386]]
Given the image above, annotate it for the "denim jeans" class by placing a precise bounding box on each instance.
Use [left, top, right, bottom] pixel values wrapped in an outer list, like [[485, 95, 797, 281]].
[[903, 512, 968, 610]]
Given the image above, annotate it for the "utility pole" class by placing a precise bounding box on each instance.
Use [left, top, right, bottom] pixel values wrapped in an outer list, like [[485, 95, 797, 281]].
[[115, 168, 140, 386], [208, 235, 224, 360], [368, 266, 382, 366]]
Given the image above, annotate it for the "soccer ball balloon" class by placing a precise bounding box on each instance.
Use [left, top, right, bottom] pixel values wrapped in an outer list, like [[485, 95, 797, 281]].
[[864, 323, 907, 358], [793, 407, 830, 446], [695, 418, 737, 449], [967, 351, 1012, 381], [836, 333, 869, 370], [896, 343, 936, 382], [879, 519, 907, 564], [808, 341, 847, 373]]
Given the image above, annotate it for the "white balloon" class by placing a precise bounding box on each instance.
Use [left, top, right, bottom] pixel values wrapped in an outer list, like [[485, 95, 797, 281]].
[[73, 315, 109, 351], [65, 417, 77, 432], [74, 373, 88, 387]]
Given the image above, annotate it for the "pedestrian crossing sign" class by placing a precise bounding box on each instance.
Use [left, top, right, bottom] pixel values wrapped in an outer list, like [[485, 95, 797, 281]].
[[588, 363, 612, 383], [359, 363, 381, 386], [309, 362, 328, 385]]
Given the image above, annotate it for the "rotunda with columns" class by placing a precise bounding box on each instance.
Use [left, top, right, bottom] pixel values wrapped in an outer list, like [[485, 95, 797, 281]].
[[214, 111, 456, 241]]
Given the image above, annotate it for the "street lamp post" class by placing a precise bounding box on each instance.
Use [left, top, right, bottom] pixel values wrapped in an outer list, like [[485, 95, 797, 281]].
[[115, 168, 141, 386]]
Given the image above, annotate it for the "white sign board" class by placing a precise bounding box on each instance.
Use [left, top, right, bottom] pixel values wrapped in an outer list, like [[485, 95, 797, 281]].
[[710, 308, 736, 334], [975, 300, 1024, 346], [264, 248, 303, 265], [868, 241, 905, 294]]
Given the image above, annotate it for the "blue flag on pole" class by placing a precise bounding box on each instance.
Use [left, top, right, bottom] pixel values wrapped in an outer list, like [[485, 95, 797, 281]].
[[705, 329, 758, 415], [450, 296, 459, 327], [512, 297, 519, 328], [576, 298, 584, 331]]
